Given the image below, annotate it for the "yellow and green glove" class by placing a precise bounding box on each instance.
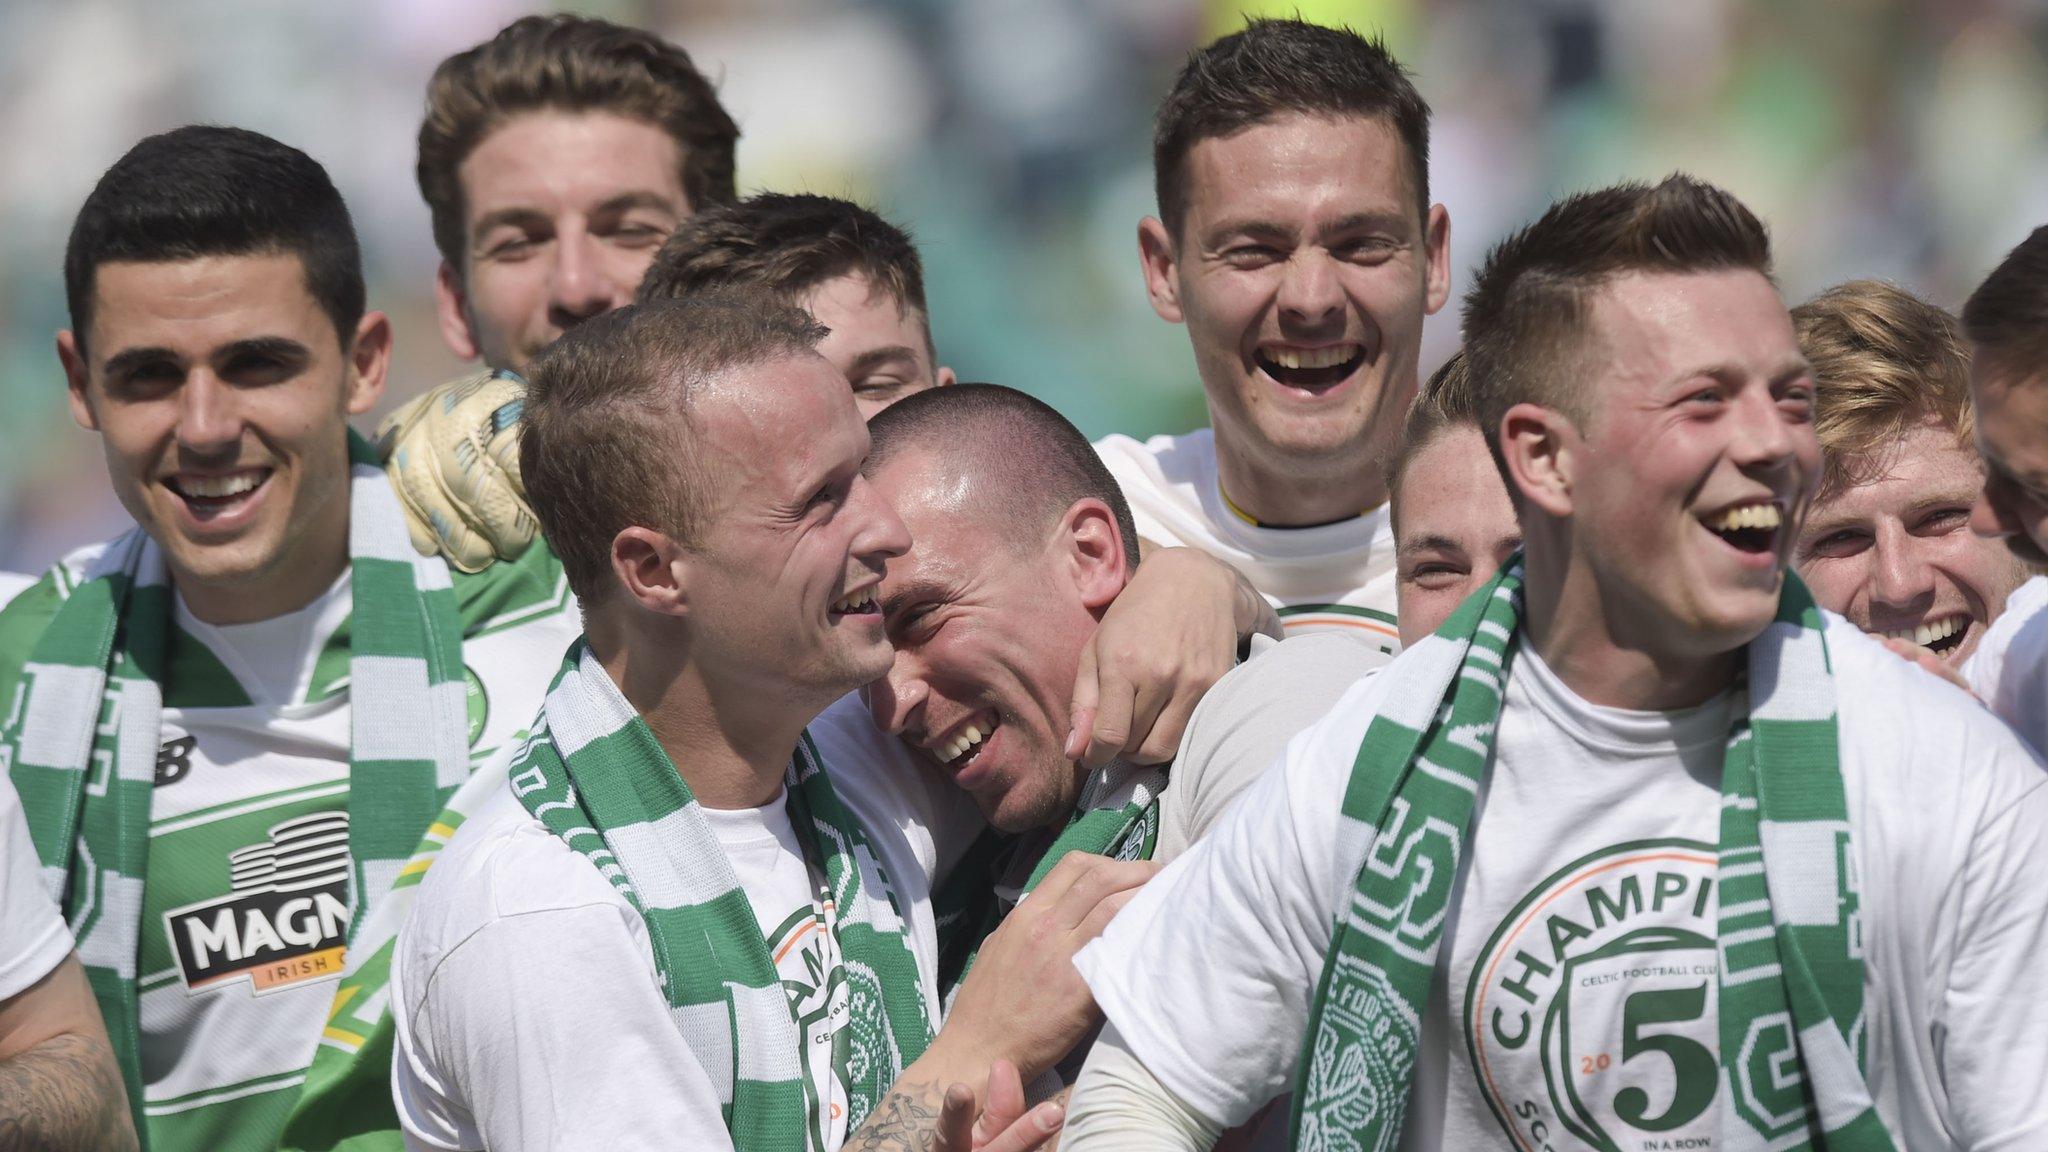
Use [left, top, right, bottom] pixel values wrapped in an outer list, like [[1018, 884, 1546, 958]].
[[375, 369, 536, 573]]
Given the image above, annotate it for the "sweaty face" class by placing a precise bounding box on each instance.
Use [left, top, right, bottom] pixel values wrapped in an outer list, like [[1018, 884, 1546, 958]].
[[865, 450, 1099, 834], [682, 355, 909, 703], [1394, 426, 1522, 646], [62, 254, 377, 624], [1969, 364, 2048, 567], [1155, 113, 1447, 475], [444, 111, 689, 373], [801, 273, 949, 419], [1797, 419, 2029, 665], [1561, 270, 1820, 658]]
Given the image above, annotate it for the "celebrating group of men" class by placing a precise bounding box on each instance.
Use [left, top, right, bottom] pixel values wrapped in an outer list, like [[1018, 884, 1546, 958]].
[[1, 11, 2046, 1152]]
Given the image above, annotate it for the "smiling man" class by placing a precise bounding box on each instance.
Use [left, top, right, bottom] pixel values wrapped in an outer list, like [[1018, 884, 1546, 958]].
[[418, 14, 737, 376], [1790, 281, 2031, 673], [1096, 18, 1450, 650], [382, 193, 953, 570], [1064, 176, 2048, 1152], [0, 126, 580, 1152], [1386, 351, 1520, 646], [389, 298, 1125, 1152]]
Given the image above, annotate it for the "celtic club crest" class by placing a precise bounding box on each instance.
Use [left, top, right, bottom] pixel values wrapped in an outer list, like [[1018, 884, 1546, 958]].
[[1298, 954, 1418, 1152]]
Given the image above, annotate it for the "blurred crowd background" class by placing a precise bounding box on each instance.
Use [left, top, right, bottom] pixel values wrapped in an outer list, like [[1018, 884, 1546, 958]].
[[1, 0, 2044, 572]]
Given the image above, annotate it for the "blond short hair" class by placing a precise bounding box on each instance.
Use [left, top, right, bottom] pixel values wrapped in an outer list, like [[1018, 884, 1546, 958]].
[[1792, 280, 1974, 502]]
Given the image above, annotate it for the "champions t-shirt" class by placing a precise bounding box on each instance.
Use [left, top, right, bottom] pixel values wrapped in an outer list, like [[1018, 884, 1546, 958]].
[[1093, 430, 1399, 653], [1077, 617, 2048, 1150], [0, 539, 581, 1152]]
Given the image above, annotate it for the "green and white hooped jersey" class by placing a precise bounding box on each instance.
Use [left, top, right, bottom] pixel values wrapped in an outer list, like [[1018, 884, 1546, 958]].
[[1093, 430, 1402, 653], [0, 539, 578, 1152]]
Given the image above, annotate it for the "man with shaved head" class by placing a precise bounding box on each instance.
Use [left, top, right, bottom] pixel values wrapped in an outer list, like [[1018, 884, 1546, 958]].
[[860, 386, 1384, 1080]]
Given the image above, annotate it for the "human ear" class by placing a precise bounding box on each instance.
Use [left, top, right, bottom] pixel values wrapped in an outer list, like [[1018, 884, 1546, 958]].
[[1137, 218, 1184, 325], [610, 526, 692, 618], [1500, 403, 1576, 519], [434, 260, 481, 363], [1058, 499, 1127, 610]]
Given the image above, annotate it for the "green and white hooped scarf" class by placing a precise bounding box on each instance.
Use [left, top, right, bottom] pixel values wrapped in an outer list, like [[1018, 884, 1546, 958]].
[[1289, 559, 1895, 1152], [1, 434, 470, 1142], [506, 642, 934, 1147], [933, 760, 1164, 995]]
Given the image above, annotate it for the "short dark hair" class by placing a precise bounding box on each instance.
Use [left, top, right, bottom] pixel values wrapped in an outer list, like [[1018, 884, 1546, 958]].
[[64, 125, 365, 354], [1793, 281, 1974, 504], [417, 14, 739, 274], [521, 291, 828, 604], [1387, 350, 1481, 523], [865, 383, 1140, 571], [1153, 18, 1431, 236], [636, 193, 931, 345], [1963, 225, 2048, 381], [1462, 174, 1773, 479]]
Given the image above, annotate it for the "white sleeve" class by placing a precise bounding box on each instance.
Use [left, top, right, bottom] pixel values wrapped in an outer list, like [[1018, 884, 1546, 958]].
[[1064, 1021, 1223, 1151], [1158, 634, 1387, 862], [1937, 769, 2048, 1150], [398, 902, 736, 1152], [0, 774, 70, 1002], [1072, 677, 1375, 1128]]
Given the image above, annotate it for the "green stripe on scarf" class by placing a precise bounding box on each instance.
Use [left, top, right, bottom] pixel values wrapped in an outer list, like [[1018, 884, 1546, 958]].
[[933, 761, 1162, 997], [1286, 558, 1892, 1151], [2, 433, 469, 1148], [507, 641, 933, 1149]]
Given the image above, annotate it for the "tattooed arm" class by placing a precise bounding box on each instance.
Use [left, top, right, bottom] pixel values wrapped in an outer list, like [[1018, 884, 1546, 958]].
[[844, 1060, 1062, 1152], [0, 956, 137, 1152]]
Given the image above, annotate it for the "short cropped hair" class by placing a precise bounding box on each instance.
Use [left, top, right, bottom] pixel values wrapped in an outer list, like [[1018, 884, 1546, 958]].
[[64, 125, 364, 354], [1793, 281, 1974, 503], [417, 14, 739, 274], [1963, 225, 2048, 380], [865, 384, 1140, 571], [1462, 174, 1773, 476], [1387, 350, 1481, 522], [1153, 18, 1431, 236], [521, 291, 828, 604], [636, 193, 931, 344]]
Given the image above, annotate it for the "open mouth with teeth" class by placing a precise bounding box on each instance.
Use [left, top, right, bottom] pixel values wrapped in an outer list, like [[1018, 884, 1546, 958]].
[[1701, 501, 1784, 556], [829, 587, 880, 619], [164, 467, 272, 521], [933, 712, 1000, 773], [1881, 612, 1971, 660], [1254, 344, 1366, 393]]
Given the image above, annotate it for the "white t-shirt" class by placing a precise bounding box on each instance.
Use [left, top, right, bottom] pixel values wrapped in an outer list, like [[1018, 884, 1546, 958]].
[[1094, 430, 1400, 652], [0, 771, 70, 1003], [1077, 616, 2048, 1151], [392, 692, 985, 1152], [1967, 574, 2048, 757]]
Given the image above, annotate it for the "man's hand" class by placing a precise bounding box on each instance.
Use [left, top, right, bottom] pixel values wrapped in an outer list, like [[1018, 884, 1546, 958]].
[[928, 853, 1157, 1084], [848, 1061, 1064, 1152], [376, 370, 535, 572], [1067, 547, 1280, 767]]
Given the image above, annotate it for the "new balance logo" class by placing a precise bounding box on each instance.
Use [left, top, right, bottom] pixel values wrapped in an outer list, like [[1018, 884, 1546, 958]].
[[156, 735, 195, 786], [164, 812, 351, 995]]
